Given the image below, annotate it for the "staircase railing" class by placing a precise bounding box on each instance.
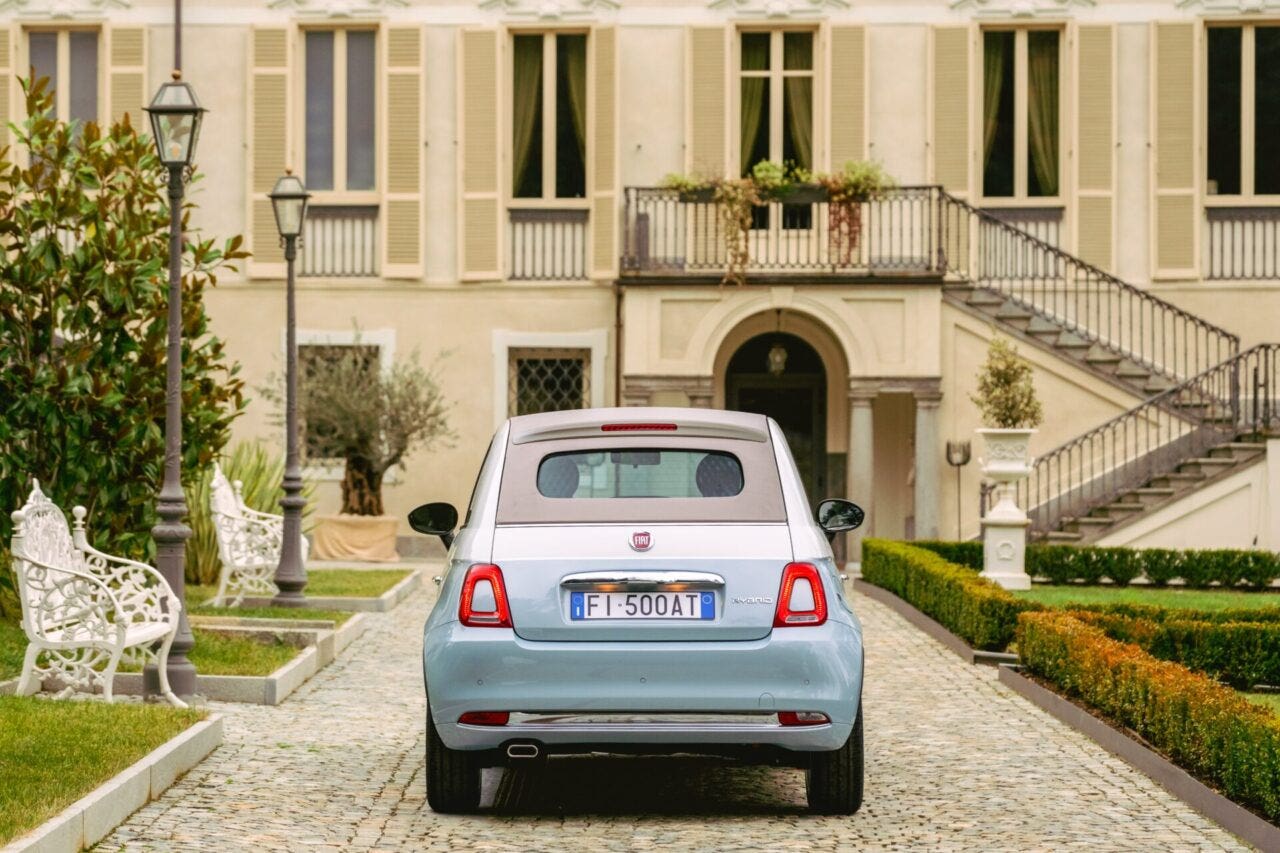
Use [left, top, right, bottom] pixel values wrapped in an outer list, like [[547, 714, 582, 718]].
[[1019, 344, 1280, 537], [937, 191, 1240, 381]]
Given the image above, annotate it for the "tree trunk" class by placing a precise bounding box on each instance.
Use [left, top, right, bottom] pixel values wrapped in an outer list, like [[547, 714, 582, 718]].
[[341, 457, 385, 516]]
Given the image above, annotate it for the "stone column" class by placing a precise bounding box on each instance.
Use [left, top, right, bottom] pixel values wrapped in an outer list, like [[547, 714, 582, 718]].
[[687, 377, 715, 409], [847, 384, 877, 566], [913, 385, 943, 541]]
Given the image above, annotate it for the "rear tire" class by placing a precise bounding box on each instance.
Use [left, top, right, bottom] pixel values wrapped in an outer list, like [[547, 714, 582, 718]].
[[806, 700, 864, 815], [425, 700, 481, 813]]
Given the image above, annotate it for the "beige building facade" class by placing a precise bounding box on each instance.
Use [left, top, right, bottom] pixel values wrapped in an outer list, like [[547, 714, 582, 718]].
[[4, 0, 1279, 553]]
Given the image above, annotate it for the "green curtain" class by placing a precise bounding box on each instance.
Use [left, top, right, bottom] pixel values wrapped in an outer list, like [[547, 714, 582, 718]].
[[784, 37, 813, 169], [982, 33, 1007, 179], [562, 35, 588, 172], [739, 37, 769, 174], [1027, 32, 1060, 196], [512, 36, 544, 197]]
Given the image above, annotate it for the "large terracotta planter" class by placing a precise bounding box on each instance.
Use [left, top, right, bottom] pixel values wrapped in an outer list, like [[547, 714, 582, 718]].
[[312, 514, 400, 562]]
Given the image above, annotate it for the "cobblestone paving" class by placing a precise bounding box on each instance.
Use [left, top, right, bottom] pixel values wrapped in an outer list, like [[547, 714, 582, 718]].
[[99, 582, 1252, 852]]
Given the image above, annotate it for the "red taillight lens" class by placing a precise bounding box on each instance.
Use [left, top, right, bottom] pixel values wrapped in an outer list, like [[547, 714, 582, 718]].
[[458, 711, 510, 726], [779, 711, 830, 727], [459, 563, 513, 628], [600, 422, 677, 432], [774, 562, 827, 627]]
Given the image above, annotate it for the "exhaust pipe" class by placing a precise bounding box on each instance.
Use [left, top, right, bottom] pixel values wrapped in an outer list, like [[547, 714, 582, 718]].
[[506, 742, 541, 760]]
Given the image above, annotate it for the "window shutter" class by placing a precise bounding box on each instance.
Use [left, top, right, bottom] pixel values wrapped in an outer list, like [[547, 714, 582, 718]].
[[1152, 22, 1199, 279], [247, 27, 292, 279], [931, 26, 971, 196], [687, 26, 727, 176], [458, 28, 501, 281], [590, 26, 617, 279], [382, 26, 423, 279], [828, 26, 866, 168], [0, 28, 11, 149], [105, 26, 147, 128], [1074, 24, 1115, 270]]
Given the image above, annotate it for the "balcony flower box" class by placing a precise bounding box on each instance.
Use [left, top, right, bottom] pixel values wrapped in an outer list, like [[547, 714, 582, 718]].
[[677, 187, 716, 204], [768, 183, 827, 205]]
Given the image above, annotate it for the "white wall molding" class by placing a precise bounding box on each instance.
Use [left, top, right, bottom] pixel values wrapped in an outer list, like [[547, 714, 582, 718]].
[[1176, 0, 1280, 13], [491, 329, 609, 430], [0, 0, 128, 19], [267, 0, 407, 18], [950, 0, 1093, 19], [707, 0, 848, 21], [477, 0, 618, 22]]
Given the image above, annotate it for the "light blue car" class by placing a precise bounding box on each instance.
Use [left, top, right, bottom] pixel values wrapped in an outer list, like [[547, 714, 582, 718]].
[[412, 407, 866, 814]]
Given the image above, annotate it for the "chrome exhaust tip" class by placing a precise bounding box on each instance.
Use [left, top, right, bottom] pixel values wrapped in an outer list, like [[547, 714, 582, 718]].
[[506, 742, 541, 760]]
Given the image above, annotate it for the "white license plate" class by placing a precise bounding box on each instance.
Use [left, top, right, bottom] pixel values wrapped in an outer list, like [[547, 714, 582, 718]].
[[569, 591, 715, 620]]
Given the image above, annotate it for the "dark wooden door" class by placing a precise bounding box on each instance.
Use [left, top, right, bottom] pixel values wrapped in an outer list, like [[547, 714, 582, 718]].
[[728, 374, 826, 507]]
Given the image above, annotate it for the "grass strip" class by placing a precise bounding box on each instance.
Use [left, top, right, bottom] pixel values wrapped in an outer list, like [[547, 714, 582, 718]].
[[116, 629, 298, 677], [1243, 693, 1280, 716], [1014, 585, 1280, 612]]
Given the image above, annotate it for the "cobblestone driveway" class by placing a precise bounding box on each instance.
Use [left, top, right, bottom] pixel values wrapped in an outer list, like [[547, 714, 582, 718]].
[[101, 581, 1250, 852]]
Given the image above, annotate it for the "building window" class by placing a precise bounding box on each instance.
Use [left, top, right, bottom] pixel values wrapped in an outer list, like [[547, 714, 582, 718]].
[[304, 29, 377, 193], [298, 342, 381, 461], [26, 29, 99, 124], [739, 30, 814, 230], [508, 348, 590, 416], [512, 32, 587, 201], [1207, 24, 1280, 197], [981, 28, 1060, 199]]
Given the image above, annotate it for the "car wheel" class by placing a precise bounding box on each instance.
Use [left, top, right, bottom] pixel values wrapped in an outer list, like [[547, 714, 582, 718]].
[[425, 700, 481, 813], [806, 699, 864, 815]]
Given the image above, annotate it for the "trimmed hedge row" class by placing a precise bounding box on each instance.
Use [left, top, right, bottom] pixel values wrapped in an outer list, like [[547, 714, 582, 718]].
[[1018, 611, 1280, 822], [861, 539, 1040, 650], [914, 541, 1280, 588]]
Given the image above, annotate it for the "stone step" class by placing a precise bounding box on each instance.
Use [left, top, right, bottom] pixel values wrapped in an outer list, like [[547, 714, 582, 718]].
[[1026, 316, 1063, 339], [1054, 332, 1092, 351], [1150, 471, 1207, 489], [1114, 361, 1152, 380], [1102, 502, 1147, 517], [1084, 347, 1122, 372], [1044, 530, 1084, 542], [994, 301, 1035, 323], [967, 289, 1006, 307], [1063, 516, 1115, 532], [1143, 378, 1177, 394], [1124, 486, 1177, 504], [1213, 441, 1267, 460], [1178, 457, 1237, 477]]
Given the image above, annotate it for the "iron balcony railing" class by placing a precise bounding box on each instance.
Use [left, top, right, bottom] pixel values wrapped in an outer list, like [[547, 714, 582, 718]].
[[1205, 206, 1280, 280], [509, 207, 589, 280], [300, 205, 379, 278], [981, 205, 1064, 251], [1021, 344, 1280, 537]]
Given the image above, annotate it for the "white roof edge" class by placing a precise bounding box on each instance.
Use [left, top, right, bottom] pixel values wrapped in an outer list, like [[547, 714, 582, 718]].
[[508, 407, 771, 445]]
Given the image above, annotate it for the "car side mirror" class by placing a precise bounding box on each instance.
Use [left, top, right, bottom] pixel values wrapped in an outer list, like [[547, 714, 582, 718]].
[[408, 502, 459, 549], [816, 498, 865, 542]]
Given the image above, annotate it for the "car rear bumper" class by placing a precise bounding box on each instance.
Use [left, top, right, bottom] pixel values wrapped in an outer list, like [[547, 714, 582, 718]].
[[423, 619, 862, 754]]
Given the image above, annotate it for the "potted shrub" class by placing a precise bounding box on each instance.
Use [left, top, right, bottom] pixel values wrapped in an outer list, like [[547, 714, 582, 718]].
[[287, 343, 453, 561], [971, 337, 1043, 511], [804, 160, 896, 266]]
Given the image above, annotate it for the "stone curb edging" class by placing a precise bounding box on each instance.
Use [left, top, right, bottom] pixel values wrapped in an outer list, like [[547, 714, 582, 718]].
[[234, 569, 421, 612], [1, 715, 224, 853], [997, 665, 1280, 851], [851, 578, 1018, 667]]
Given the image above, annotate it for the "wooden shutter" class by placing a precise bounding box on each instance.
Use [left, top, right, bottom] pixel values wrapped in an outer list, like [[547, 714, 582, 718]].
[[0, 28, 11, 149], [590, 26, 617, 279], [931, 26, 971, 196], [247, 27, 292, 279], [105, 26, 147, 128], [687, 27, 727, 176], [458, 28, 501, 281], [1074, 24, 1115, 270], [1152, 22, 1199, 279], [382, 26, 424, 279], [828, 26, 866, 168]]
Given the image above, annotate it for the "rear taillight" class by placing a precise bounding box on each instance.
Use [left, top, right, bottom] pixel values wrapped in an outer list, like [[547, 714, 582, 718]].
[[774, 562, 827, 627], [458, 711, 509, 726], [459, 563, 513, 628], [779, 711, 830, 726]]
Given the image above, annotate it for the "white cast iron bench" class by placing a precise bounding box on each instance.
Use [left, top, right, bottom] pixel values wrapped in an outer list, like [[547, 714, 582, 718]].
[[10, 480, 186, 707], [209, 463, 307, 607]]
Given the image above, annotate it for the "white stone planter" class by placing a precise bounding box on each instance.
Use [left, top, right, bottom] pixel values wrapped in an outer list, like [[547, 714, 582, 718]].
[[977, 427, 1036, 591]]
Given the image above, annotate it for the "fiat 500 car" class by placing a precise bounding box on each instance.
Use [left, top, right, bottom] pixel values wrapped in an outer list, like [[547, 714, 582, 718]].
[[413, 407, 866, 814]]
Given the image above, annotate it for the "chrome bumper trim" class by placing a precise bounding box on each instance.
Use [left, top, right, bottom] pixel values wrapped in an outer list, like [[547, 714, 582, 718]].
[[506, 712, 783, 729]]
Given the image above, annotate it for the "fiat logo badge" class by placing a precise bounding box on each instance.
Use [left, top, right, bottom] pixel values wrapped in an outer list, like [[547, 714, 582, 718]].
[[630, 531, 652, 552]]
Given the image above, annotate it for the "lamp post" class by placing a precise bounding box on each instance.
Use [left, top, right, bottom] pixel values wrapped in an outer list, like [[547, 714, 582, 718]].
[[269, 171, 311, 607], [143, 71, 206, 699]]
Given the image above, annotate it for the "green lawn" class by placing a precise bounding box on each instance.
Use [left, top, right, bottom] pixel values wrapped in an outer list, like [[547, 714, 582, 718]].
[[1242, 693, 1280, 716], [190, 603, 354, 625], [0, 696, 204, 844], [0, 622, 26, 682], [1013, 585, 1280, 612], [187, 569, 409, 605]]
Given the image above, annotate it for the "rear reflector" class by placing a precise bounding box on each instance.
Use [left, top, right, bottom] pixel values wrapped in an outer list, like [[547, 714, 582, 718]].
[[458, 711, 509, 726], [778, 711, 830, 727], [774, 562, 828, 627], [600, 423, 678, 432], [459, 564, 513, 628]]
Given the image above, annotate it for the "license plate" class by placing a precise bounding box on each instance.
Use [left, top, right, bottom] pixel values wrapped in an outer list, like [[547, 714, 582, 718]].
[[570, 591, 715, 621]]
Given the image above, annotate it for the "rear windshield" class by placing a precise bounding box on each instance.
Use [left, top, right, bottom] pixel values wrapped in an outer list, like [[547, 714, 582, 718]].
[[537, 449, 744, 499]]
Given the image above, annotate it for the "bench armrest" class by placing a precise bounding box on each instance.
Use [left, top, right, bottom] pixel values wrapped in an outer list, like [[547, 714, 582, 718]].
[[78, 544, 181, 625], [13, 555, 128, 645]]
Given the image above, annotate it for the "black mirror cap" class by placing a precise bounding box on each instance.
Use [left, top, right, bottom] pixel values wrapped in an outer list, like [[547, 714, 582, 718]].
[[408, 502, 459, 537], [816, 498, 865, 533]]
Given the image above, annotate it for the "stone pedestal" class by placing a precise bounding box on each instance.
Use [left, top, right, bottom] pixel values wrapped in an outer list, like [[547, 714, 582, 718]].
[[981, 511, 1032, 590], [977, 428, 1035, 590]]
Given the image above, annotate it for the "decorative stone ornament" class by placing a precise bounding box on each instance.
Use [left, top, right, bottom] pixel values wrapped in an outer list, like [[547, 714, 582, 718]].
[[479, 0, 618, 21], [950, 0, 1093, 18], [1177, 0, 1280, 12], [977, 427, 1035, 590], [267, 0, 407, 17], [708, 0, 848, 19], [0, 0, 129, 19]]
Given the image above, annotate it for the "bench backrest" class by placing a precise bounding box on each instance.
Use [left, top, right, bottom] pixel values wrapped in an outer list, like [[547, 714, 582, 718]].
[[210, 464, 244, 521], [10, 480, 88, 637]]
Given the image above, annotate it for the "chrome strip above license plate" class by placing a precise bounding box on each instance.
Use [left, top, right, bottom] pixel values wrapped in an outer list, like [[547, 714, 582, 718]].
[[560, 571, 725, 591]]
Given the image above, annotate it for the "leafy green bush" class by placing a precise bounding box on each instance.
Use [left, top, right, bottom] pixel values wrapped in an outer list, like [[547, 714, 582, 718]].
[[862, 539, 1041, 650], [1018, 610, 1280, 821], [912, 541, 982, 569], [1139, 549, 1184, 586]]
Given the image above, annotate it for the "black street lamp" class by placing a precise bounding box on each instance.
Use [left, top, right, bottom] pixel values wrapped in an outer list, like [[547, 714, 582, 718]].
[[269, 171, 311, 607], [143, 70, 206, 699]]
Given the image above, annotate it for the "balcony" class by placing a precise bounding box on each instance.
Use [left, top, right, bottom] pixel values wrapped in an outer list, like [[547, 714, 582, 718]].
[[620, 186, 944, 280], [1204, 206, 1280, 280], [300, 205, 380, 278], [508, 208, 590, 280]]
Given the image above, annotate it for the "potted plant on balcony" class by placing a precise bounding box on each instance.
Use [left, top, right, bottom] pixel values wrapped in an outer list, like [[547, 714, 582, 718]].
[[802, 160, 896, 266], [285, 340, 453, 561]]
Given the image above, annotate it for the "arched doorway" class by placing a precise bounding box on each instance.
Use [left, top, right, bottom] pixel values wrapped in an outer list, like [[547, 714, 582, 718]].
[[726, 331, 827, 505]]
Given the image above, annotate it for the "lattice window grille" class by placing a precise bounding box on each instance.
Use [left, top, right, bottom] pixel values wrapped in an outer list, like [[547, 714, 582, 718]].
[[509, 348, 590, 416]]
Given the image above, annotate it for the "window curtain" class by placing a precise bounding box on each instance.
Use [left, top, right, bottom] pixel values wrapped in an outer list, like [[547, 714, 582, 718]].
[[739, 37, 769, 174], [982, 33, 1006, 179], [1027, 33, 1060, 196], [783, 38, 813, 169], [512, 36, 544, 196], [562, 36, 588, 171]]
